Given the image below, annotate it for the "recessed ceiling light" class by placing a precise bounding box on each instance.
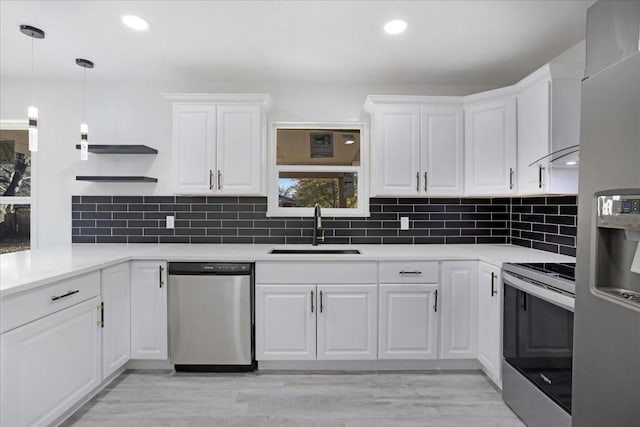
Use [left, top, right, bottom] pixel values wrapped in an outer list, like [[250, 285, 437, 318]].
[[566, 161, 578, 166], [384, 19, 407, 35], [122, 15, 149, 31]]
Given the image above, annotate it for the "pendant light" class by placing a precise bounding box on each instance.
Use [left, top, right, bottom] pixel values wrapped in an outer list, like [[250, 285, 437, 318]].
[[20, 24, 45, 152], [76, 58, 94, 161]]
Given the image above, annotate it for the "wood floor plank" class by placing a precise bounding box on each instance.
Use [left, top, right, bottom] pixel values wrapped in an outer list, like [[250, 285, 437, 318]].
[[62, 371, 524, 426]]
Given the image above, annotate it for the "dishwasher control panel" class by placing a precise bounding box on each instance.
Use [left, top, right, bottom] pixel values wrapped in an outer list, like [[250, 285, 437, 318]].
[[169, 262, 253, 275]]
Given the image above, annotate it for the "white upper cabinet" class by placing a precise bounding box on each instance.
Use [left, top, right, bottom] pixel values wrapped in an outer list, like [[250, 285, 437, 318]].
[[516, 65, 582, 195], [464, 96, 517, 196], [216, 105, 262, 194], [166, 94, 270, 196], [366, 97, 464, 197], [372, 104, 422, 196], [421, 107, 464, 195]]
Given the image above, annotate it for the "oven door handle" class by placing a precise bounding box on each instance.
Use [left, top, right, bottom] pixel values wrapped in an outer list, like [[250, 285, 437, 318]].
[[503, 272, 575, 312]]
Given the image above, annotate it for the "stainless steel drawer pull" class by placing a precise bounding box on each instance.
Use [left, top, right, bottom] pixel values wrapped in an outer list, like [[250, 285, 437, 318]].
[[217, 170, 222, 190], [399, 270, 422, 275], [51, 289, 79, 301], [159, 265, 164, 288], [509, 168, 514, 190]]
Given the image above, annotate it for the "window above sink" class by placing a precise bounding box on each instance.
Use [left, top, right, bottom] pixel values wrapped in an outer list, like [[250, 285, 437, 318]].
[[267, 122, 369, 217]]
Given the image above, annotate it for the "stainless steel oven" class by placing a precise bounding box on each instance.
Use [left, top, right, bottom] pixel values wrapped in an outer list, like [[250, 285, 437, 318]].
[[502, 263, 575, 427]]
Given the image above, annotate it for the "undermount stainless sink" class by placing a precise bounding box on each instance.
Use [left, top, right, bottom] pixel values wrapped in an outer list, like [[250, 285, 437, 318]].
[[269, 248, 361, 255]]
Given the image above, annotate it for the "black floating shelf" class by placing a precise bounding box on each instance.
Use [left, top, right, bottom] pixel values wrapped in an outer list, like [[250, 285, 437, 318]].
[[76, 176, 158, 183], [75, 144, 158, 154]]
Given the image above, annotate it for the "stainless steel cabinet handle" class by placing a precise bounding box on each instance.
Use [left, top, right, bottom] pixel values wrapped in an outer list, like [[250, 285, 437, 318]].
[[538, 165, 544, 189], [509, 168, 514, 190], [311, 290, 314, 313], [209, 170, 213, 190], [399, 270, 422, 275], [159, 265, 164, 288], [416, 172, 420, 192], [51, 289, 79, 301], [320, 290, 324, 313], [217, 170, 222, 190], [424, 171, 428, 192], [490, 272, 497, 297], [97, 302, 104, 328], [434, 289, 438, 312]]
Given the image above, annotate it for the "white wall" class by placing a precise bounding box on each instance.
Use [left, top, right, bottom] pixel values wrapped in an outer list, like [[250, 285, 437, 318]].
[[0, 77, 497, 248]]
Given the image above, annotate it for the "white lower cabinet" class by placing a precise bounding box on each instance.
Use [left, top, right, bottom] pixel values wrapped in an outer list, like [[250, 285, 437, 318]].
[[378, 284, 439, 359], [477, 262, 503, 386], [101, 262, 131, 379], [255, 284, 316, 360], [440, 261, 478, 359], [130, 261, 168, 360], [255, 284, 377, 361], [317, 285, 377, 360], [0, 297, 102, 427]]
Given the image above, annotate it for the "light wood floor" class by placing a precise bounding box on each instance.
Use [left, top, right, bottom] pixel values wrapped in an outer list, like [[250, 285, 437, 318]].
[[62, 370, 524, 426]]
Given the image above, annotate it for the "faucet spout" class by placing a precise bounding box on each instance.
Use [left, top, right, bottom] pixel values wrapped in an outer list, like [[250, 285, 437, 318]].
[[312, 203, 324, 246]]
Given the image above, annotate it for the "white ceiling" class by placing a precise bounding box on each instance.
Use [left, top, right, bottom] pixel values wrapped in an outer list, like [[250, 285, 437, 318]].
[[0, 0, 594, 86]]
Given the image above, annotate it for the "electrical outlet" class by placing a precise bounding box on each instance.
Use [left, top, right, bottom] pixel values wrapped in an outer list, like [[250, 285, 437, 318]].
[[166, 215, 175, 229], [400, 217, 409, 230]]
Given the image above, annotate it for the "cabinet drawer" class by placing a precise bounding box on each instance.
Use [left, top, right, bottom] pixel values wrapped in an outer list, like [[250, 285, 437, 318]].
[[379, 261, 440, 283], [256, 262, 378, 284], [1, 271, 100, 333]]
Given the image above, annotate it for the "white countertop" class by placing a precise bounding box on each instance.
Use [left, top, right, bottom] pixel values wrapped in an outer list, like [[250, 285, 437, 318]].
[[0, 244, 574, 297]]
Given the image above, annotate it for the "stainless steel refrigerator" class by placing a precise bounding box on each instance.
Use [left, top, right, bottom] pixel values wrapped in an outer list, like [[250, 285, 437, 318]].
[[573, 2, 640, 426]]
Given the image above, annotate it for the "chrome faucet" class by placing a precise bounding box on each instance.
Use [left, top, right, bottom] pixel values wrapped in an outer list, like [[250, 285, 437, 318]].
[[312, 203, 324, 246]]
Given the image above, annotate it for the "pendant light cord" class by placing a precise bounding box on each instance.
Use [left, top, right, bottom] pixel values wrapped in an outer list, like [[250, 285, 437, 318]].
[[83, 67, 87, 122], [31, 36, 35, 105]]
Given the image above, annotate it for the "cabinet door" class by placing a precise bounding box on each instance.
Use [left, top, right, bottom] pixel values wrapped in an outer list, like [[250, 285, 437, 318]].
[[477, 262, 502, 386], [255, 284, 316, 360], [421, 107, 464, 196], [372, 105, 421, 196], [130, 261, 168, 360], [317, 285, 377, 360], [216, 105, 262, 194], [517, 79, 551, 194], [0, 297, 101, 427], [464, 97, 517, 195], [440, 262, 477, 359], [172, 105, 216, 194], [378, 284, 439, 359], [101, 262, 131, 379]]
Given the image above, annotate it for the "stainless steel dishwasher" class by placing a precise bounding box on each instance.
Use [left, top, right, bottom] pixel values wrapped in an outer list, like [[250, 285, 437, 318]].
[[168, 262, 255, 372]]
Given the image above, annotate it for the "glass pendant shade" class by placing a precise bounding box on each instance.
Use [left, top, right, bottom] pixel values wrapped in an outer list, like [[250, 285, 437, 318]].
[[28, 105, 38, 151], [80, 123, 88, 160]]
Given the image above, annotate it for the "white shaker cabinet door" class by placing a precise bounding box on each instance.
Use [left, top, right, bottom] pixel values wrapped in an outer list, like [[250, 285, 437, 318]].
[[440, 261, 478, 359], [421, 107, 464, 196], [216, 105, 262, 194], [372, 105, 422, 196], [464, 97, 517, 195], [172, 105, 217, 194], [256, 284, 317, 361], [101, 262, 131, 379], [130, 261, 168, 360], [0, 297, 101, 427], [317, 285, 378, 360], [477, 262, 503, 387], [378, 284, 439, 360], [517, 79, 551, 194]]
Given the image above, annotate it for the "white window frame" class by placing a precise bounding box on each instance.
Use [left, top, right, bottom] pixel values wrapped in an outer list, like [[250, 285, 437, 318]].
[[0, 119, 37, 249], [267, 121, 370, 218]]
